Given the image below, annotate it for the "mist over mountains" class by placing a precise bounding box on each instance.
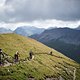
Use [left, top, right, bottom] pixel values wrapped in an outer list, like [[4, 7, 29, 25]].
[[14, 26, 45, 36], [0, 26, 45, 36], [0, 25, 79, 35], [0, 28, 12, 34]]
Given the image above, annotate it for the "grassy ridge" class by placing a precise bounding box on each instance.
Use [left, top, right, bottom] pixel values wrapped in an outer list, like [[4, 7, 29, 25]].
[[0, 33, 80, 80]]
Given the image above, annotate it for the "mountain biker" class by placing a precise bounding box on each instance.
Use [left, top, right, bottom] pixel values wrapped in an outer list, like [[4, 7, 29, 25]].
[[14, 51, 19, 62]]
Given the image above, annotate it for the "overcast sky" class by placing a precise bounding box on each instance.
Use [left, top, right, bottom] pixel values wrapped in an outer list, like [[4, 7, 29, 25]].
[[0, 0, 80, 30]]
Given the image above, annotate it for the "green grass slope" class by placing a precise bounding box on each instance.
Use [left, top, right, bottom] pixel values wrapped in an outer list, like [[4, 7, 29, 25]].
[[0, 33, 80, 80]]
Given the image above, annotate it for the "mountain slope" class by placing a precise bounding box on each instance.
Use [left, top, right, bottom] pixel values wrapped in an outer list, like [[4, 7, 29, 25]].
[[0, 28, 12, 34], [31, 28, 80, 63], [0, 33, 80, 80], [14, 26, 45, 36], [76, 25, 80, 30]]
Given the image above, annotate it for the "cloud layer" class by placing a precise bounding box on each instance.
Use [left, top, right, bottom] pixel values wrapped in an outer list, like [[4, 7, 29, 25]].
[[0, 0, 80, 23]]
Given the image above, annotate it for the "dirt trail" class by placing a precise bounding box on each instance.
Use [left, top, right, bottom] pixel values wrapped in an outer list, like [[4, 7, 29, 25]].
[[3, 61, 12, 67]]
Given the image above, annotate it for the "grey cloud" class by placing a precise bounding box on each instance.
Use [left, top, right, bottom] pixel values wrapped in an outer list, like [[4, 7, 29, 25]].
[[1, 0, 80, 22]]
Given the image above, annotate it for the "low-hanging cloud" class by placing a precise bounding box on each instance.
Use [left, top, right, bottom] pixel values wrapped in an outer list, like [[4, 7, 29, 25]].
[[0, 0, 80, 23]]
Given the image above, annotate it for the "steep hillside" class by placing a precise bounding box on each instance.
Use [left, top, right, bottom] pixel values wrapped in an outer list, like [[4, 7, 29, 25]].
[[0, 33, 80, 80], [31, 28, 80, 63], [14, 26, 45, 36]]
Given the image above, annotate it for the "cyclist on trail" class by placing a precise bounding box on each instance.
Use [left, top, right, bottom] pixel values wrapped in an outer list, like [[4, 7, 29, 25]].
[[14, 51, 19, 62], [29, 50, 33, 59]]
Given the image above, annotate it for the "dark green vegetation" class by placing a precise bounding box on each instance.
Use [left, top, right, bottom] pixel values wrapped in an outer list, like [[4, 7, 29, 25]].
[[0, 33, 80, 80]]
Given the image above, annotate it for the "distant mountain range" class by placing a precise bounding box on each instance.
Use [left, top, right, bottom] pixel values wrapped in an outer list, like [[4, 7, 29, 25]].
[[0, 26, 80, 36], [31, 28, 80, 63], [76, 25, 80, 30], [14, 26, 45, 36], [47, 27, 58, 30], [0, 28, 12, 34], [0, 26, 45, 36]]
